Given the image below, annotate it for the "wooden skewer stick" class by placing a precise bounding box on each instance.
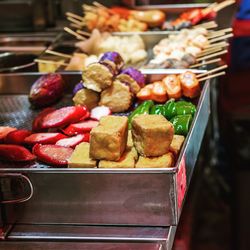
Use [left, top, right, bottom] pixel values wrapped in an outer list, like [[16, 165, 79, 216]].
[[208, 28, 232, 39], [76, 30, 91, 37], [213, 0, 235, 12], [199, 47, 223, 56], [66, 12, 83, 21], [67, 17, 84, 27], [205, 41, 229, 49], [70, 23, 83, 30], [209, 33, 233, 43], [45, 50, 72, 59], [202, 43, 228, 52], [203, 2, 218, 12], [194, 21, 216, 28], [198, 71, 226, 82], [93, 1, 108, 9], [64, 27, 86, 40], [34, 59, 69, 66], [190, 58, 221, 68], [197, 49, 228, 61], [197, 64, 228, 78]]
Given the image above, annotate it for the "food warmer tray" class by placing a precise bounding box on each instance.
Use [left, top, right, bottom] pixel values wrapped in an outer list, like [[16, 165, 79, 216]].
[[0, 72, 210, 245]]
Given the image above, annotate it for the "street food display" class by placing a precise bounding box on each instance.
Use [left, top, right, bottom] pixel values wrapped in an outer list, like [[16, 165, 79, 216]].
[[66, 0, 235, 32]]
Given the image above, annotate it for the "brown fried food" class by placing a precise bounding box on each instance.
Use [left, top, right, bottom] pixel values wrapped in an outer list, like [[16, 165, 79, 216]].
[[169, 135, 185, 158], [82, 63, 113, 92], [90, 116, 128, 161], [136, 152, 174, 168], [68, 142, 96, 168], [132, 114, 174, 157], [73, 88, 100, 110], [99, 80, 132, 112], [98, 147, 137, 168], [115, 74, 141, 94]]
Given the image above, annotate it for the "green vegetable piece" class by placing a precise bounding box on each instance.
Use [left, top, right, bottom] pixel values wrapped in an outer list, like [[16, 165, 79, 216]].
[[150, 104, 166, 116], [128, 100, 154, 129], [164, 99, 177, 120], [170, 114, 193, 136], [175, 101, 196, 116]]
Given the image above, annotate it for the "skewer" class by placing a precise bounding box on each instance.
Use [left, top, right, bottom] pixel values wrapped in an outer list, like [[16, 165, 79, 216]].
[[34, 59, 69, 66], [209, 33, 233, 43], [67, 17, 84, 27], [198, 71, 226, 82], [193, 21, 216, 28], [199, 47, 224, 56], [93, 1, 108, 10], [190, 58, 221, 68], [202, 43, 228, 52], [70, 23, 82, 30], [64, 27, 86, 40], [45, 49, 72, 59], [213, 0, 235, 12], [76, 30, 91, 37], [66, 12, 84, 21], [197, 64, 228, 78], [205, 41, 229, 49], [208, 28, 232, 39], [197, 49, 228, 61]]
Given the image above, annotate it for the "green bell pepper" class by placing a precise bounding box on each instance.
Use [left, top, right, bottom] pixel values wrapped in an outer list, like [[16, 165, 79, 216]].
[[164, 99, 177, 120], [150, 104, 166, 116], [170, 114, 193, 136], [175, 101, 196, 116], [128, 100, 154, 128]]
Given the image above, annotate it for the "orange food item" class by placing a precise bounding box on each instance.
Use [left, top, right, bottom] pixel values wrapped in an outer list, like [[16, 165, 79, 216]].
[[151, 81, 168, 103], [162, 75, 182, 99], [137, 87, 152, 101], [179, 71, 200, 98]]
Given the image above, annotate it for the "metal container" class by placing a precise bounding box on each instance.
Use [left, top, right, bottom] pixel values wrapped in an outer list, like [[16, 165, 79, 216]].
[[0, 72, 210, 239]]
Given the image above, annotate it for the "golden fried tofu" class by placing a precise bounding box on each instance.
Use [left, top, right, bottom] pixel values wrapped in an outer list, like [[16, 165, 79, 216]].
[[115, 74, 141, 94], [132, 114, 174, 157], [169, 135, 185, 158], [99, 80, 132, 113], [135, 152, 174, 168], [127, 130, 134, 150], [68, 142, 96, 168], [73, 88, 100, 110], [90, 116, 128, 161], [98, 147, 137, 168], [82, 63, 113, 92]]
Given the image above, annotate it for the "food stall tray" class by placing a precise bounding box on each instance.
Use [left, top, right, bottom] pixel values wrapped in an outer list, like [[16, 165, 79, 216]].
[[0, 224, 176, 250], [0, 72, 210, 232]]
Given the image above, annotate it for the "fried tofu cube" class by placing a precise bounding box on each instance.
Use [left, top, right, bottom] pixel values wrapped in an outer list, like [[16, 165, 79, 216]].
[[169, 135, 185, 158], [73, 88, 99, 110], [136, 152, 174, 168], [98, 147, 137, 168], [68, 142, 96, 168], [127, 130, 134, 150], [132, 114, 174, 157], [90, 116, 128, 161]]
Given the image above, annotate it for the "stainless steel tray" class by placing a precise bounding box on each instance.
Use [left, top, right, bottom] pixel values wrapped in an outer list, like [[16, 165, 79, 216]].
[[0, 72, 210, 233]]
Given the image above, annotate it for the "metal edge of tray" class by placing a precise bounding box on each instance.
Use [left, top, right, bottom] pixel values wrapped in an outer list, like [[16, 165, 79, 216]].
[[0, 74, 210, 174]]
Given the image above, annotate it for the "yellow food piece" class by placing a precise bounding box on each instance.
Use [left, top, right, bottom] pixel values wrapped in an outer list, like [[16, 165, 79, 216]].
[[169, 135, 185, 158], [68, 142, 96, 168], [136, 152, 174, 168], [73, 88, 99, 110]]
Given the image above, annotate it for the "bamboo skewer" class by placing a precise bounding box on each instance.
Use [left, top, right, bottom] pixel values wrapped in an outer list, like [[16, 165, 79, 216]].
[[70, 23, 82, 30], [197, 49, 228, 61], [34, 59, 69, 66], [190, 58, 221, 68], [67, 17, 84, 27], [202, 43, 228, 52], [205, 41, 229, 49], [199, 47, 224, 56], [198, 71, 226, 82], [45, 50, 72, 59], [194, 21, 217, 28], [66, 12, 84, 21], [76, 30, 91, 37], [197, 64, 228, 78], [209, 33, 233, 43], [64, 27, 86, 40], [213, 0, 235, 12]]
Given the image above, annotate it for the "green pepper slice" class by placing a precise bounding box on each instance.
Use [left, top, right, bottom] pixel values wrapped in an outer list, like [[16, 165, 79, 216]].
[[164, 99, 177, 120], [150, 104, 166, 116], [170, 114, 193, 136], [175, 101, 196, 116]]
